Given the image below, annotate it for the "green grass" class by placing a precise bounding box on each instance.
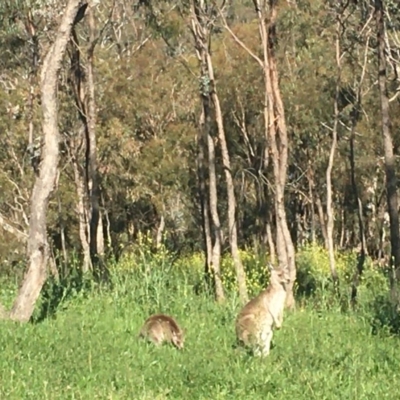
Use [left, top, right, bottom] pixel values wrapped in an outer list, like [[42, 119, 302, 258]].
[[0, 268, 400, 399]]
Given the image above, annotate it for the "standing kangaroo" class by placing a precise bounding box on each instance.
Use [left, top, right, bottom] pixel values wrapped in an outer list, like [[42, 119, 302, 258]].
[[235, 264, 289, 356], [139, 314, 185, 350]]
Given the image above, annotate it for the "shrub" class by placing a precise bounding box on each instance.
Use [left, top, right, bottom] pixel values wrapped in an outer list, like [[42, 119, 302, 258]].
[[220, 248, 269, 297], [295, 243, 356, 297]]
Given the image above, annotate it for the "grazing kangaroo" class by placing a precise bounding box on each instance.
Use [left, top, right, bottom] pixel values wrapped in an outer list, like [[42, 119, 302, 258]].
[[235, 264, 289, 357], [139, 314, 185, 349]]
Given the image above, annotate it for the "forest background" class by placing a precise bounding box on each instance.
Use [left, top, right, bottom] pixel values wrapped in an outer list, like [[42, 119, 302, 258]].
[[1, 1, 400, 397], [0, 0, 399, 313]]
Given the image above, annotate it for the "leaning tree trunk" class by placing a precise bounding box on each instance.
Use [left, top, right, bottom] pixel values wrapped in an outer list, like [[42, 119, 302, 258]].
[[375, 0, 400, 301], [8, 0, 88, 323]]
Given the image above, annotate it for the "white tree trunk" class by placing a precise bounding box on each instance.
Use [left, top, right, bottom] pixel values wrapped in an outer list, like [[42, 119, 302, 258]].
[[9, 0, 88, 322]]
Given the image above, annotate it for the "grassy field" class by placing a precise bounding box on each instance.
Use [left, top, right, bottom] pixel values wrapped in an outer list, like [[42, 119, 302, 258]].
[[0, 266, 400, 399]]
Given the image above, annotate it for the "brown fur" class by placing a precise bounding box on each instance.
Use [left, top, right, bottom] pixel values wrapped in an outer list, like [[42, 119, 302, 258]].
[[138, 314, 185, 349], [235, 265, 289, 356]]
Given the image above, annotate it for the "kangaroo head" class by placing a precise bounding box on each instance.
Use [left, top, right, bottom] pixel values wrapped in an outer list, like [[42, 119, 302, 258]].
[[172, 330, 185, 350], [268, 263, 290, 290]]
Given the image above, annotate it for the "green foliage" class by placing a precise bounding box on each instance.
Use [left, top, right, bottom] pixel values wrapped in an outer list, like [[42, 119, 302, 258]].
[[109, 238, 392, 315], [295, 243, 393, 318], [0, 0, 395, 266], [296, 243, 356, 296], [221, 249, 269, 297], [115, 232, 176, 272], [1, 251, 400, 399], [32, 255, 94, 323], [113, 236, 271, 298], [357, 262, 390, 304]]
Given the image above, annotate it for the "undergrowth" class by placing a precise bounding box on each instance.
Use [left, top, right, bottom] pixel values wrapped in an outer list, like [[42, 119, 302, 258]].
[[0, 240, 399, 399]]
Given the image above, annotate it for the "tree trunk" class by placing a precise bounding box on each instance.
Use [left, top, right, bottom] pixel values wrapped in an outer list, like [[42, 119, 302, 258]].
[[103, 193, 112, 254], [97, 209, 105, 255], [191, 0, 248, 303], [266, 218, 276, 265], [307, 166, 316, 243], [253, 0, 296, 308], [349, 36, 370, 306], [316, 194, 328, 247], [9, 0, 88, 323], [57, 191, 68, 273], [68, 5, 103, 275], [86, 5, 102, 264], [326, 139, 338, 284], [205, 52, 248, 303], [156, 215, 165, 248], [339, 206, 346, 249], [325, 17, 341, 286], [190, 1, 229, 303], [375, 0, 400, 301], [196, 122, 215, 293], [23, 10, 41, 177], [68, 26, 92, 272], [270, 56, 296, 309], [70, 129, 92, 273], [204, 103, 225, 302]]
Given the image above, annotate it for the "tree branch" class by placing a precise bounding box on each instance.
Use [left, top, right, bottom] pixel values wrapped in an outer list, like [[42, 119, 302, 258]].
[[0, 212, 28, 242], [215, 5, 264, 69]]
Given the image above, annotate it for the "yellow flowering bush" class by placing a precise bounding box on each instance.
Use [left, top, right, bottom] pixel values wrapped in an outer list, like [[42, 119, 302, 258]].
[[295, 243, 356, 296], [173, 252, 204, 274], [221, 248, 269, 296], [111, 231, 174, 273], [109, 232, 389, 308]]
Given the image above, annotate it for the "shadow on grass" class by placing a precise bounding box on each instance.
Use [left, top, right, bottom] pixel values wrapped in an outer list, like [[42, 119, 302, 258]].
[[32, 268, 93, 323], [31, 255, 114, 324]]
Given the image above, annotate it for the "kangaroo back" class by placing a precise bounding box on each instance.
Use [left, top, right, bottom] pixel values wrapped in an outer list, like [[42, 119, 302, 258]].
[[139, 314, 185, 349]]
